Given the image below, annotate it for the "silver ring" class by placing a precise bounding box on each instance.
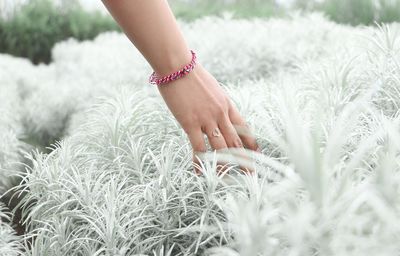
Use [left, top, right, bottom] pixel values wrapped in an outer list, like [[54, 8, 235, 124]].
[[212, 128, 221, 137]]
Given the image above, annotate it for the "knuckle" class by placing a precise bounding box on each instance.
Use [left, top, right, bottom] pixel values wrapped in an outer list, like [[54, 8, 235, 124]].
[[182, 123, 196, 134], [227, 98, 237, 109], [232, 137, 244, 148], [214, 104, 227, 118], [225, 96, 233, 105], [182, 117, 199, 130]]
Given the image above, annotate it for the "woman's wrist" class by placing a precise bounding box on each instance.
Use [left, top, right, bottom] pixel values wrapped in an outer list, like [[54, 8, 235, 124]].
[[149, 50, 197, 86], [152, 48, 193, 77]]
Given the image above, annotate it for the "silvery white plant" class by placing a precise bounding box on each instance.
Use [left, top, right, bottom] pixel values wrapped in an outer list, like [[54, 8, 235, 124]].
[[18, 22, 400, 255], [17, 87, 246, 255], [0, 202, 22, 256], [204, 23, 400, 256], [206, 80, 400, 256], [0, 83, 24, 194], [0, 14, 371, 148], [1, 13, 400, 256]]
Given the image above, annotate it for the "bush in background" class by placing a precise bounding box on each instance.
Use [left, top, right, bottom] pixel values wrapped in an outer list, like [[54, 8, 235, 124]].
[[0, 0, 284, 64], [169, 0, 281, 20], [0, 0, 119, 64], [1, 0, 400, 64], [310, 0, 400, 25]]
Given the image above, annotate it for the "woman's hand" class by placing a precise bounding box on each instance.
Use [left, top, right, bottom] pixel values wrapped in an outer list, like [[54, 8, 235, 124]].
[[102, 0, 259, 173], [157, 63, 259, 172]]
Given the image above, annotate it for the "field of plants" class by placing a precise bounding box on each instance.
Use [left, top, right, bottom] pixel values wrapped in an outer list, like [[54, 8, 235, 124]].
[[1, 11, 400, 256], [2, 0, 400, 64]]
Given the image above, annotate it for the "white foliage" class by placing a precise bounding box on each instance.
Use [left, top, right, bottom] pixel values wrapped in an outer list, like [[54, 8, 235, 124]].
[[0, 13, 371, 145], [0, 78, 24, 194], [1, 14, 400, 255], [0, 202, 22, 256]]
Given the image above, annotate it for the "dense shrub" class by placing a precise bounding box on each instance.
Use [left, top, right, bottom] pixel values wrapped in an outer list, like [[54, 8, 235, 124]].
[[0, 14, 359, 150], [169, 0, 280, 20], [0, 0, 282, 64], [1, 12, 400, 254], [315, 0, 400, 25], [1, 15, 397, 255], [2, 0, 400, 65], [0, 73, 25, 195], [0, 0, 119, 64], [0, 202, 22, 255]]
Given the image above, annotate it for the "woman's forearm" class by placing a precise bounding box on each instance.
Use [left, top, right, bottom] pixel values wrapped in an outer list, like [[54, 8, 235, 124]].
[[102, 0, 192, 77]]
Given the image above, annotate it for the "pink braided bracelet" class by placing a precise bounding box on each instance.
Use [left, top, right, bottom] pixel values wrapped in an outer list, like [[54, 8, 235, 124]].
[[149, 50, 197, 86]]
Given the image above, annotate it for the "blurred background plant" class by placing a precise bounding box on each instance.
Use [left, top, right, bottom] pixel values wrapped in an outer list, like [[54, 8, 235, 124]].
[[0, 0, 120, 64], [169, 0, 282, 20], [1, 0, 400, 64], [312, 0, 400, 25]]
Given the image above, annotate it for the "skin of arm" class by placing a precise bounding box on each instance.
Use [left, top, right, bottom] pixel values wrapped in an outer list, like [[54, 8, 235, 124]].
[[102, 0, 259, 172]]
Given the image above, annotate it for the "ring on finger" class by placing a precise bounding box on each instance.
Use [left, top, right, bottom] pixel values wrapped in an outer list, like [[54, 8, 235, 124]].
[[211, 127, 221, 137]]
